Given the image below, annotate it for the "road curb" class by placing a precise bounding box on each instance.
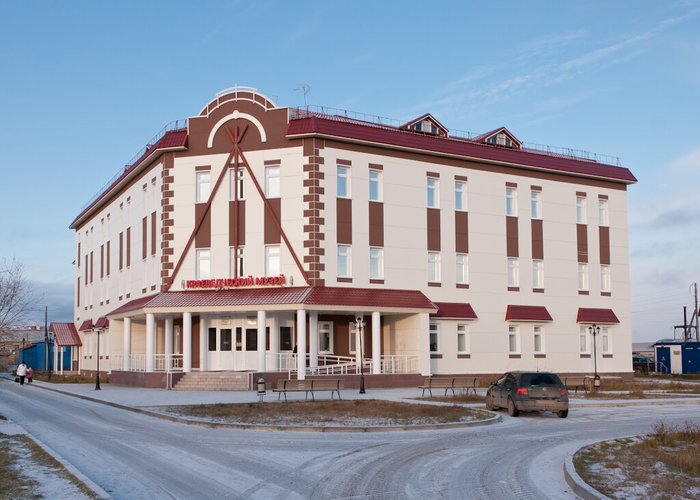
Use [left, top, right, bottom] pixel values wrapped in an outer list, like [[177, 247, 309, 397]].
[[563, 452, 611, 500]]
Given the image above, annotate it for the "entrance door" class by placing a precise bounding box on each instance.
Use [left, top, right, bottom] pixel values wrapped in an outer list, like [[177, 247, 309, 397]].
[[656, 347, 670, 374]]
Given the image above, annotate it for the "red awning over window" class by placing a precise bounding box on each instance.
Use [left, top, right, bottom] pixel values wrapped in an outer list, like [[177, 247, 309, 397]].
[[49, 322, 82, 347], [94, 316, 110, 329], [78, 319, 94, 331], [576, 308, 619, 324], [505, 305, 553, 322], [431, 302, 477, 319]]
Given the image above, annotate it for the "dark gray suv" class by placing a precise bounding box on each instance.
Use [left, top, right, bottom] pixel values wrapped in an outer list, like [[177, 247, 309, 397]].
[[485, 371, 569, 418]]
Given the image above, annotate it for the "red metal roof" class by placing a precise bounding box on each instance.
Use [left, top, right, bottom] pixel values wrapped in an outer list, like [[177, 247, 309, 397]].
[[286, 116, 636, 184], [576, 308, 620, 324], [505, 305, 553, 322], [49, 322, 82, 347], [78, 319, 94, 331], [94, 316, 110, 329], [431, 302, 477, 319], [108, 287, 436, 316]]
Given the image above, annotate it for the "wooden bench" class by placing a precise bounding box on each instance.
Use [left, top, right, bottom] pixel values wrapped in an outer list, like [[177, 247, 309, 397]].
[[418, 377, 480, 397], [563, 376, 589, 394], [273, 379, 344, 401]]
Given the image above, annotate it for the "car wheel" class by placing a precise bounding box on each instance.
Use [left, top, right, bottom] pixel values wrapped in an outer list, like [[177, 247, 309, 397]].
[[507, 397, 519, 417], [557, 409, 568, 419], [485, 393, 497, 411]]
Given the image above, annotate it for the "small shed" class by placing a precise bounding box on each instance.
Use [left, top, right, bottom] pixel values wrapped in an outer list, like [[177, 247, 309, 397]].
[[49, 322, 82, 372], [654, 340, 700, 374]]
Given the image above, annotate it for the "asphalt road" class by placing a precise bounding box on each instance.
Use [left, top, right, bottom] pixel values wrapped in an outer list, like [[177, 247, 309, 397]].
[[2, 380, 699, 499]]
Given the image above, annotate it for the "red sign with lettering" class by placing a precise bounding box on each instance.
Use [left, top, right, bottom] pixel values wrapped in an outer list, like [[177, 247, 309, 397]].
[[185, 274, 286, 289]]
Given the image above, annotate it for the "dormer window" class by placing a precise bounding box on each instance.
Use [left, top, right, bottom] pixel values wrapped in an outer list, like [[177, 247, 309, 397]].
[[487, 132, 515, 148], [477, 127, 522, 150], [401, 114, 449, 137]]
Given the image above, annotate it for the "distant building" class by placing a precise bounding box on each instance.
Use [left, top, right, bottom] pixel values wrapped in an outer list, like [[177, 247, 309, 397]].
[[654, 340, 700, 374], [69, 87, 637, 387]]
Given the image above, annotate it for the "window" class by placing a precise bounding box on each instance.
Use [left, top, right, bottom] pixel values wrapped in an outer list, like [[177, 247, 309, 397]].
[[337, 166, 350, 198], [457, 324, 469, 354], [348, 321, 364, 355], [337, 245, 351, 278], [602, 327, 611, 354], [208, 327, 217, 351], [428, 252, 441, 283], [598, 198, 609, 226], [279, 326, 293, 351], [196, 171, 211, 203], [229, 167, 244, 200], [531, 190, 542, 219], [534, 326, 544, 354], [230, 247, 244, 278], [576, 196, 587, 224], [579, 326, 589, 354], [245, 329, 257, 351], [369, 169, 383, 202], [235, 327, 243, 351], [265, 245, 280, 276], [318, 322, 333, 353], [578, 263, 589, 291], [265, 165, 280, 198], [508, 326, 520, 354], [455, 181, 467, 211], [507, 257, 519, 287], [427, 177, 439, 208], [601, 265, 611, 293], [506, 187, 517, 216], [429, 322, 439, 352], [220, 328, 232, 351], [456, 253, 469, 285], [532, 260, 544, 289], [196, 249, 210, 279], [370, 247, 384, 279]]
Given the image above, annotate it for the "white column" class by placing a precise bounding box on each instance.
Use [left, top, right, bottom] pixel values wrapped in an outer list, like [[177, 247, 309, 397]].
[[60, 347, 64, 374], [123, 317, 132, 371], [53, 343, 58, 376], [309, 311, 318, 369], [146, 313, 155, 372], [372, 311, 381, 374], [165, 315, 173, 358], [418, 312, 431, 376], [257, 310, 267, 373], [296, 309, 306, 380], [199, 314, 208, 372], [183, 312, 192, 373], [269, 314, 280, 371]]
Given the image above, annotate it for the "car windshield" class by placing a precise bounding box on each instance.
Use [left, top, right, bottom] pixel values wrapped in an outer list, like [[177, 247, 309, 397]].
[[519, 373, 562, 387]]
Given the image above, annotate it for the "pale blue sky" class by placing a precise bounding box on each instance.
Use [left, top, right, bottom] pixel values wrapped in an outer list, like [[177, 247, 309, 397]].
[[1, 1, 699, 341]]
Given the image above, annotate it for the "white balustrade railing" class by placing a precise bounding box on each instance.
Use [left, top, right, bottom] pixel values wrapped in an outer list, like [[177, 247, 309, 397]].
[[154, 354, 184, 372], [380, 355, 420, 374]]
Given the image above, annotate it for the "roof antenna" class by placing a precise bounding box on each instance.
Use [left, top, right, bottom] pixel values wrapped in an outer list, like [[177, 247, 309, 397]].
[[294, 83, 310, 109]]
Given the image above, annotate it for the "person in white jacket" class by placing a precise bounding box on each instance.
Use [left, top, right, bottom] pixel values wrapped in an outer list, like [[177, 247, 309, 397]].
[[16, 362, 27, 385]]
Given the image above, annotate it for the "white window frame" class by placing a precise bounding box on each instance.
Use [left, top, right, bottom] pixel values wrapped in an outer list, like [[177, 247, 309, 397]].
[[456, 253, 469, 285], [508, 325, 520, 354], [318, 321, 334, 354], [601, 265, 611, 293], [196, 249, 211, 280], [229, 167, 244, 200], [506, 187, 518, 216], [196, 171, 211, 203], [601, 327, 611, 354], [507, 257, 519, 287], [576, 196, 587, 224], [369, 247, 384, 279], [229, 246, 244, 278], [533, 325, 545, 354], [428, 252, 441, 283], [598, 198, 609, 227], [578, 263, 589, 291], [457, 324, 469, 354], [265, 245, 280, 276], [337, 244, 351, 278], [531, 190, 542, 219], [348, 322, 364, 355], [369, 169, 383, 202], [455, 181, 467, 211], [265, 165, 280, 198], [580, 326, 590, 354], [427, 177, 439, 208], [429, 321, 439, 353], [337, 166, 350, 198], [532, 259, 544, 289]]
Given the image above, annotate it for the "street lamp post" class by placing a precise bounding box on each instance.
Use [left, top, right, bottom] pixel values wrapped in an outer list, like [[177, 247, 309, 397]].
[[95, 328, 102, 390], [589, 324, 601, 388], [355, 316, 366, 394]]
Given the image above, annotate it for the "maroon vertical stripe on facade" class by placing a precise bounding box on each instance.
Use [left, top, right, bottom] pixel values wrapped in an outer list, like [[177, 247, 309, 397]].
[[238, 201, 246, 246], [577, 224, 588, 263], [369, 201, 384, 247], [90, 251, 93, 283], [77, 242, 80, 268], [531, 219, 544, 259], [264, 198, 282, 244], [119, 232, 123, 270], [151, 212, 156, 256], [427, 208, 441, 251], [599, 226, 610, 265], [455, 211, 469, 253], [106, 240, 110, 276], [77, 277, 80, 307], [337, 198, 353, 245], [85, 254, 88, 282], [228, 200, 247, 246], [126, 227, 131, 267], [100, 244, 104, 278], [506, 216, 519, 257], [142, 216, 148, 259], [195, 204, 212, 248]]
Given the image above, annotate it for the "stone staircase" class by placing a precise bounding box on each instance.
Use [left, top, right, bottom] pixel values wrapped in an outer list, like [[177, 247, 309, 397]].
[[173, 371, 252, 391]]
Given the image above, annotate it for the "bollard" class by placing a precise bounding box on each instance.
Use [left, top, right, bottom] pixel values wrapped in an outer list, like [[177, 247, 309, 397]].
[[257, 377, 266, 403]]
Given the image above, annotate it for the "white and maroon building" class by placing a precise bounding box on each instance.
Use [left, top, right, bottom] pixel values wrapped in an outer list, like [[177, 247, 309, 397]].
[[70, 87, 637, 388]]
